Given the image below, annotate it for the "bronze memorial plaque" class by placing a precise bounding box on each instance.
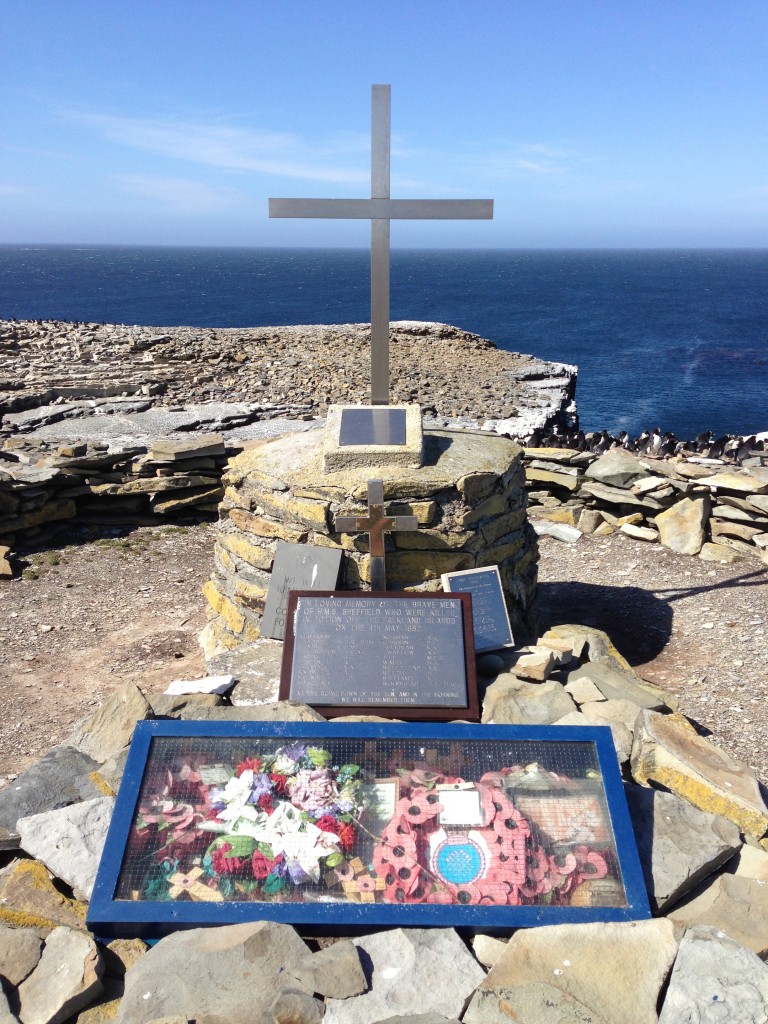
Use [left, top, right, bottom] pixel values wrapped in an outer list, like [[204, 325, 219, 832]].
[[279, 591, 478, 720]]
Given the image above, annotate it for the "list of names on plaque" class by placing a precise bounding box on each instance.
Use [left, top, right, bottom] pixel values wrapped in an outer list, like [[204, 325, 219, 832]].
[[289, 595, 468, 707]]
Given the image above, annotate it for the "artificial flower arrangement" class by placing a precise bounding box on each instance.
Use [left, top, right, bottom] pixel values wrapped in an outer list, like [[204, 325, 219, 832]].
[[123, 744, 617, 908]]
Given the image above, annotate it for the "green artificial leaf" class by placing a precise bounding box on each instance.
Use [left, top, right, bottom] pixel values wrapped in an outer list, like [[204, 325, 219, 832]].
[[263, 874, 287, 895], [324, 852, 344, 868], [307, 747, 332, 767], [222, 834, 257, 858]]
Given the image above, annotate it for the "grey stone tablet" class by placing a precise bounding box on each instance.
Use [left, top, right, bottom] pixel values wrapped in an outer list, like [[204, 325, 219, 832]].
[[260, 543, 343, 640], [280, 591, 479, 720], [339, 407, 407, 446]]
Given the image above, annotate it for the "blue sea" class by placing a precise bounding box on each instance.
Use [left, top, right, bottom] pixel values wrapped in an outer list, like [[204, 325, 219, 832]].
[[1, 245, 766, 439]]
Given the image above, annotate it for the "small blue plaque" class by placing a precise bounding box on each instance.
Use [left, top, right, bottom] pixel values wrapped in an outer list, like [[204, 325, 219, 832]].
[[442, 566, 514, 652]]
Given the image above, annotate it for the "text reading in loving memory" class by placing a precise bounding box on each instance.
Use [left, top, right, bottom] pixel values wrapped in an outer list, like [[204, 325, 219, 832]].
[[289, 596, 468, 707]]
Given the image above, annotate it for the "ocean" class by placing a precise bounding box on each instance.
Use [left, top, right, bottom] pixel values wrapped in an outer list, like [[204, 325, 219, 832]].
[[1, 245, 766, 439]]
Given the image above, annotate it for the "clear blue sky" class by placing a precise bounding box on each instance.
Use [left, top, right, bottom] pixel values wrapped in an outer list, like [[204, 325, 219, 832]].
[[2, 1, 767, 248]]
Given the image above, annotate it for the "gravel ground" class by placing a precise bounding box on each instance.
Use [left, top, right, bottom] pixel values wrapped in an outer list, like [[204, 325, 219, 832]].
[[2, 521, 766, 786]]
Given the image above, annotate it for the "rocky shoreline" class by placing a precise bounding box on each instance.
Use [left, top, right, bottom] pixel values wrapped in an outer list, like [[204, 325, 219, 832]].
[[0, 319, 576, 435]]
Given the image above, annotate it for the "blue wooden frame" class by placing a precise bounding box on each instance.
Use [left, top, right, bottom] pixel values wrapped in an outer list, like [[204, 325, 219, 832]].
[[87, 721, 650, 940]]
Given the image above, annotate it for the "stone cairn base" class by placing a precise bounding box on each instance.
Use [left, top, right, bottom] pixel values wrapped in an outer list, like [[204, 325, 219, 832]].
[[201, 427, 539, 656]]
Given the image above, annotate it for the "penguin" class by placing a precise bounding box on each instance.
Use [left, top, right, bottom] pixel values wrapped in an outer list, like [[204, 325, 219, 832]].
[[707, 435, 728, 460]]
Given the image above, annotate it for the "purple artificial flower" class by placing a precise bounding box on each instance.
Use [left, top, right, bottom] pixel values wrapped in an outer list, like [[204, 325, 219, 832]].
[[246, 773, 274, 805], [286, 859, 310, 885]]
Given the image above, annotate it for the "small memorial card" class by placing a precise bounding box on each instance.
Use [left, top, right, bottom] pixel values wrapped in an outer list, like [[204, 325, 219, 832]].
[[279, 591, 479, 720], [441, 565, 514, 653], [260, 542, 343, 640]]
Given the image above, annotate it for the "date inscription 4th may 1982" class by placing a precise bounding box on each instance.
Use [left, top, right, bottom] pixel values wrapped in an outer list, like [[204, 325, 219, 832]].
[[289, 595, 468, 707]]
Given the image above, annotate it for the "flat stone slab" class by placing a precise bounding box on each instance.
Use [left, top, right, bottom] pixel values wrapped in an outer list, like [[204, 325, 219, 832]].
[[18, 926, 103, 1024], [0, 859, 88, 934], [116, 921, 363, 1024], [659, 924, 768, 1023], [0, 743, 103, 838], [625, 785, 743, 911], [17, 796, 114, 900], [183, 700, 325, 722], [567, 663, 672, 711], [323, 929, 485, 1024], [0, 923, 41, 986], [205, 639, 282, 704], [234, 426, 523, 497], [482, 676, 576, 725], [467, 920, 679, 1024], [631, 709, 768, 838], [668, 874, 768, 957], [585, 449, 647, 488], [67, 682, 152, 765]]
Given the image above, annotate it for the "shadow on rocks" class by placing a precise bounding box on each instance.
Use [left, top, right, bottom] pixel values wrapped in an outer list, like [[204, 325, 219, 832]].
[[537, 580, 673, 666]]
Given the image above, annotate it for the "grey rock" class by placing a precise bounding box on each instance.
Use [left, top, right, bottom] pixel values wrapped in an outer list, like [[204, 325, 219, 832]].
[[584, 449, 646, 488], [0, 744, 102, 838], [17, 796, 114, 900], [18, 926, 103, 1024], [631, 709, 768, 839], [66, 682, 152, 764], [471, 920, 679, 1024], [726, 843, 768, 881], [466, 984, 610, 1023], [97, 748, 129, 793], [323, 929, 485, 1024], [116, 922, 329, 1024], [0, 987, 17, 1024], [567, 662, 671, 710], [268, 989, 324, 1024], [207, 639, 283, 705], [291, 940, 367, 1000], [531, 520, 581, 543], [148, 693, 223, 718], [483, 676, 576, 725], [555, 710, 633, 764], [659, 924, 768, 1024], [564, 676, 605, 704], [188, 700, 325, 722], [580, 479, 663, 511], [471, 934, 508, 969], [374, 1017, 461, 1024], [0, 923, 41, 986], [579, 697, 642, 734], [655, 495, 710, 556], [625, 785, 742, 911], [668, 874, 768, 957]]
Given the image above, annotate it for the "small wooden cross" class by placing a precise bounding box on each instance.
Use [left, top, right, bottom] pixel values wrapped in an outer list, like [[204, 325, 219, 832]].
[[334, 479, 418, 591]]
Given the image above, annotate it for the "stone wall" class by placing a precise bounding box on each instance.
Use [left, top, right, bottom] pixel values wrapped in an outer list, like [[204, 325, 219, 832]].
[[4, 429, 767, 581], [200, 428, 539, 657], [524, 446, 768, 563], [0, 435, 229, 555]]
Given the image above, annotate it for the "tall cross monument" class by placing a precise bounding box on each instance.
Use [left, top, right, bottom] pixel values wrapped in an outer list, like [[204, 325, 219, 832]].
[[269, 85, 493, 406]]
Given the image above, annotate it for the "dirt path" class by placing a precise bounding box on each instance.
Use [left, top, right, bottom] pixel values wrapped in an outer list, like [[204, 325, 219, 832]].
[[1, 523, 766, 785]]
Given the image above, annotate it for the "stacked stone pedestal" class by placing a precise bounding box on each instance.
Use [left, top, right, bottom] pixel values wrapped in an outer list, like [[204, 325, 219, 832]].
[[201, 427, 538, 657]]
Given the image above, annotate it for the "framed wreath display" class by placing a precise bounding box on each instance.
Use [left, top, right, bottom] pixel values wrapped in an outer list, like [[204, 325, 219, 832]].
[[88, 721, 649, 940]]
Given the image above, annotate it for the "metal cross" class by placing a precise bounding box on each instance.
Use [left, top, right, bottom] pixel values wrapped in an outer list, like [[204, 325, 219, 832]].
[[334, 479, 418, 591], [269, 84, 493, 406]]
